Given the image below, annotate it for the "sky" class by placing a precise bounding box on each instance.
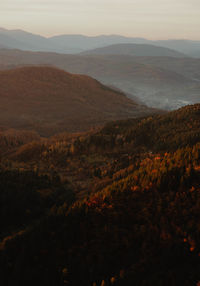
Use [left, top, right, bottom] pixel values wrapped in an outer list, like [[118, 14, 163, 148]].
[[0, 0, 199, 39]]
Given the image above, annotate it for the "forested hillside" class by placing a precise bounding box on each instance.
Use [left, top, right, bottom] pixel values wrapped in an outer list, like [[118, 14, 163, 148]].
[[0, 66, 158, 136], [0, 104, 200, 285]]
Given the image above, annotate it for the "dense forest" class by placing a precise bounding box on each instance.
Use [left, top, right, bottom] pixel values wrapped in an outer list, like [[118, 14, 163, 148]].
[[0, 104, 200, 286]]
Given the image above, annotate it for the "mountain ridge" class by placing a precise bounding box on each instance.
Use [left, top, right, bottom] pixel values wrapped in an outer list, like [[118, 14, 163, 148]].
[[1, 27, 200, 56], [0, 66, 159, 136], [81, 43, 185, 57], [0, 49, 198, 110]]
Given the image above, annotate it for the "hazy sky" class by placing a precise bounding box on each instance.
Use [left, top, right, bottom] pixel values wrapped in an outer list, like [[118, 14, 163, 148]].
[[0, 0, 199, 39]]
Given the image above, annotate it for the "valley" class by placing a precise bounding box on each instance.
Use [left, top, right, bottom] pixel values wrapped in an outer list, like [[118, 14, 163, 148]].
[[0, 48, 200, 109], [0, 27, 200, 286]]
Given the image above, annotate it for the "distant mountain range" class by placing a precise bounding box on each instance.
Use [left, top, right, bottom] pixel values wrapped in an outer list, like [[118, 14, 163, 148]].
[[0, 27, 199, 110], [1, 27, 200, 57], [81, 44, 185, 57], [0, 66, 158, 136]]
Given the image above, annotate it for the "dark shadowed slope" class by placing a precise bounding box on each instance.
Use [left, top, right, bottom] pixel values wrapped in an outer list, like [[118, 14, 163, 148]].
[[81, 43, 185, 57], [1, 105, 200, 286], [0, 66, 158, 136]]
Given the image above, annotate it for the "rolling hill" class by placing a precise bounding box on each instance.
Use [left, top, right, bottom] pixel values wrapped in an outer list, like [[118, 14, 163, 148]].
[[0, 66, 158, 136], [0, 49, 198, 109], [81, 43, 185, 57]]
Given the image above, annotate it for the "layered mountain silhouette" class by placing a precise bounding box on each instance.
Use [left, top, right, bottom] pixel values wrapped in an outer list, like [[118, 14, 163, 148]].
[[0, 28, 62, 52], [0, 48, 199, 109], [0, 66, 158, 136], [1, 27, 200, 286], [1, 27, 200, 57]]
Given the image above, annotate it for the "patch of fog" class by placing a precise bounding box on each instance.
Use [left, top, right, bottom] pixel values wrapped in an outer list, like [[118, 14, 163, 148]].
[[129, 91, 193, 110], [146, 99, 192, 111], [99, 78, 198, 110], [128, 93, 191, 110], [192, 78, 200, 82]]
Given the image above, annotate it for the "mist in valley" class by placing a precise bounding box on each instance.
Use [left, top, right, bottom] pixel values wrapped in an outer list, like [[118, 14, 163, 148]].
[[1, 1, 200, 284]]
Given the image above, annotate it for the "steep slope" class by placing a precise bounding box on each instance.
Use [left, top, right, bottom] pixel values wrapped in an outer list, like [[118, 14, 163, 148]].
[[1, 104, 200, 286], [0, 66, 157, 136], [8, 104, 200, 195], [82, 43, 185, 57]]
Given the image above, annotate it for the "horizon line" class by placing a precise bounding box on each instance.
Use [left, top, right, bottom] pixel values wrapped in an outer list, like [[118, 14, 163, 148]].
[[0, 27, 200, 42]]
